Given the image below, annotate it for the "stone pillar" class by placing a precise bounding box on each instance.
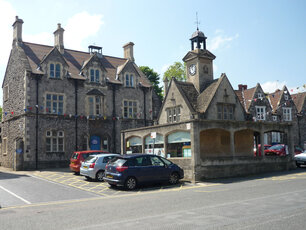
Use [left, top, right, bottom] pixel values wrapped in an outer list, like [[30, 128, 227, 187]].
[[163, 135, 168, 158], [260, 128, 265, 159], [142, 136, 146, 154], [121, 132, 125, 155], [230, 129, 235, 158], [288, 125, 294, 156], [191, 121, 200, 183]]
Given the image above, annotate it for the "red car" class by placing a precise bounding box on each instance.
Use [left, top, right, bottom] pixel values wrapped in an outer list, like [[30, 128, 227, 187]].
[[254, 144, 271, 156], [69, 150, 108, 173], [264, 144, 304, 156]]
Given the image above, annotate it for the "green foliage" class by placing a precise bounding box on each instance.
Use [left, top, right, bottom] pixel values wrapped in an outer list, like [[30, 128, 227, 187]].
[[139, 66, 163, 101], [163, 62, 187, 81]]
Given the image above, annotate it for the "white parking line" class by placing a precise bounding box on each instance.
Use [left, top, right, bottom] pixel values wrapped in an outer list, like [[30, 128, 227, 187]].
[[0, 185, 31, 204]]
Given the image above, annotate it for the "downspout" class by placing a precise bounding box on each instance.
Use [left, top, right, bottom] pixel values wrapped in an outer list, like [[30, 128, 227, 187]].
[[142, 87, 147, 126], [75, 80, 78, 151], [112, 84, 116, 153], [35, 75, 39, 170]]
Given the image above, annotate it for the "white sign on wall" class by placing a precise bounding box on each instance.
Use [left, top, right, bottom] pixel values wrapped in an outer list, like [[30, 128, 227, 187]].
[[151, 132, 156, 139]]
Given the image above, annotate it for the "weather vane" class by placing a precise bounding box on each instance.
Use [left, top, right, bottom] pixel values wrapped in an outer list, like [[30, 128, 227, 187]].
[[195, 12, 200, 30]]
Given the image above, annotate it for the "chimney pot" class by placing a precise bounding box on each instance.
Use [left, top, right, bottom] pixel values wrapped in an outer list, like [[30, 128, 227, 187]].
[[238, 84, 247, 91], [54, 23, 65, 54], [12, 16, 24, 46]]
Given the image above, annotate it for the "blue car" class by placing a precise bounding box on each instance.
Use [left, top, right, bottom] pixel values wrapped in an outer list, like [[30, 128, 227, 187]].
[[103, 154, 184, 190]]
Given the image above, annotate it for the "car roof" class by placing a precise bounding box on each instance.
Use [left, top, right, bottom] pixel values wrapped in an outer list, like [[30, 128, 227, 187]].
[[75, 150, 108, 154], [117, 154, 159, 159], [93, 153, 119, 158]]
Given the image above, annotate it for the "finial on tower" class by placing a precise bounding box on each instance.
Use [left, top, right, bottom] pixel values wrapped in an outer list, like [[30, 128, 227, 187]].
[[195, 12, 200, 31]]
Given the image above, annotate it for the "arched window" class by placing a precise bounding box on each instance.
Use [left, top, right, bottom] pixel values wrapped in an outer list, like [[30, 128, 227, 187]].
[[50, 63, 55, 78]]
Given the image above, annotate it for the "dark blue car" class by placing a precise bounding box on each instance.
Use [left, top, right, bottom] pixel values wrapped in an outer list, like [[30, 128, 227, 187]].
[[103, 154, 184, 190]]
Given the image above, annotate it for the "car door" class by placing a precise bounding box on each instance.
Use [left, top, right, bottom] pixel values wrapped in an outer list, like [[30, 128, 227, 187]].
[[133, 156, 154, 183], [149, 156, 170, 181]]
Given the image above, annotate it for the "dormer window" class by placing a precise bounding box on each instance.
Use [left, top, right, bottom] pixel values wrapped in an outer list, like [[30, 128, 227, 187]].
[[284, 94, 288, 100], [257, 92, 263, 99], [90, 68, 100, 83], [125, 74, 134, 87], [49, 63, 61, 78]]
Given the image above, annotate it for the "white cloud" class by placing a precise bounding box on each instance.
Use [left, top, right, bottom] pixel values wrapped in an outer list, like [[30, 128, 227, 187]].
[[261, 81, 306, 94], [207, 32, 239, 51], [160, 64, 170, 78], [65, 12, 104, 50]]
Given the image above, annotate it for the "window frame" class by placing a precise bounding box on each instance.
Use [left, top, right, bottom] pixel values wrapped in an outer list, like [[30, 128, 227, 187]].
[[46, 93, 64, 115], [87, 95, 103, 116], [89, 68, 100, 83], [255, 106, 266, 121], [46, 130, 65, 153], [123, 100, 138, 118], [49, 62, 62, 79], [217, 104, 235, 120], [283, 107, 292, 121], [166, 106, 181, 123], [125, 74, 134, 87], [2, 137, 7, 156]]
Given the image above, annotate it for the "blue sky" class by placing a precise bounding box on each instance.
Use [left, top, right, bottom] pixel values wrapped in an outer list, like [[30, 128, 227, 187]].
[[0, 0, 305, 104]]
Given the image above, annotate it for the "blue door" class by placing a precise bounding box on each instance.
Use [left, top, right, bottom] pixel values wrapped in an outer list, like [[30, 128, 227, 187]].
[[90, 136, 101, 150]]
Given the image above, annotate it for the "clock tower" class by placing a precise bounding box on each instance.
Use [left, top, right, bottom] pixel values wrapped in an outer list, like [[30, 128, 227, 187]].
[[183, 28, 216, 93]]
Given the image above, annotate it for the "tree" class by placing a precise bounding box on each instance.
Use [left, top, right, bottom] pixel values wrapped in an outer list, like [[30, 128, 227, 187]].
[[139, 66, 163, 101], [163, 62, 186, 81]]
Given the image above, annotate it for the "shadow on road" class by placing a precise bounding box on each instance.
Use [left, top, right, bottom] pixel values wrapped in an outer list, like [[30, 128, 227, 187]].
[[202, 167, 306, 184], [0, 171, 30, 180]]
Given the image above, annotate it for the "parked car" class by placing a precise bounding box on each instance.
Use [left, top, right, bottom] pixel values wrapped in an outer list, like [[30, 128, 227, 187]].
[[69, 150, 108, 174], [104, 154, 184, 190], [294, 151, 306, 167], [254, 144, 271, 156], [264, 144, 303, 156], [80, 154, 118, 181], [264, 144, 287, 156]]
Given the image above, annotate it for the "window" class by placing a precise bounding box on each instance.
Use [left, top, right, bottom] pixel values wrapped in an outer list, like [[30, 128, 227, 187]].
[[125, 74, 134, 87], [123, 100, 137, 118], [49, 63, 61, 78], [88, 96, 103, 116], [283, 107, 292, 121], [255, 106, 266, 120], [167, 106, 181, 123], [284, 94, 289, 100], [3, 85, 9, 101], [217, 104, 234, 120], [46, 130, 64, 152], [90, 68, 100, 83], [2, 138, 7, 155], [257, 92, 263, 99], [272, 132, 281, 143], [273, 116, 277, 121], [46, 93, 64, 114]]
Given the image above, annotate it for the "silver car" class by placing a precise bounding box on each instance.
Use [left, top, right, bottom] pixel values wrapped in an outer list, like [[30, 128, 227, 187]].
[[80, 154, 118, 181], [294, 151, 306, 168]]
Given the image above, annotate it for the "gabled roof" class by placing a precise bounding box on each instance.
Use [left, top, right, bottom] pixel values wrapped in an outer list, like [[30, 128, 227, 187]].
[[174, 79, 199, 112], [197, 76, 222, 113], [242, 86, 256, 112], [292, 92, 306, 113], [20, 42, 151, 86], [268, 86, 291, 112], [182, 49, 216, 62], [86, 89, 105, 96]]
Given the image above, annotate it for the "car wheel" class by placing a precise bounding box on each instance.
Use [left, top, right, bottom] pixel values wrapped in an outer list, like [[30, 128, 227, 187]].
[[169, 172, 179, 185], [296, 162, 301, 168], [125, 177, 137, 190], [96, 170, 105, 182]]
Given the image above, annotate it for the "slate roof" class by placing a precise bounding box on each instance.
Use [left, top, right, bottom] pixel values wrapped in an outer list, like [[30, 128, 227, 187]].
[[234, 90, 244, 109], [268, 89, 283, 112], [292, 92, 306, 113], [174, 79, 199, 112], [197, 77, 221, 113], [242, 86, 256, 112], [21, 42, 151, 87]]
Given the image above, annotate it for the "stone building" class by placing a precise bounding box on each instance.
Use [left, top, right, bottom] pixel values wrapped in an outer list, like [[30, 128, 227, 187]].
[[0, 16, 161, 170], [292, 92, 306, 149], [121, 28, 295, 181]]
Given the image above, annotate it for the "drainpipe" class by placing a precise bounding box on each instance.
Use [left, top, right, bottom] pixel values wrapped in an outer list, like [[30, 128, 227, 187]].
[[74, 80, 78, 151], [35, 75, 39, 170], [112, 84, 116, 153]]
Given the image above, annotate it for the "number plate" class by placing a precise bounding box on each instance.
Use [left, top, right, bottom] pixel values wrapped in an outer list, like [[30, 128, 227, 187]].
[[106, 175, 113, 179], [83, 166, 88, 169]]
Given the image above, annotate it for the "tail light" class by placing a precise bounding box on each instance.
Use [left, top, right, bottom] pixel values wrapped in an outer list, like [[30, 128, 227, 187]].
[[89, 163, 95, 168], [105, 164, 108, 170], [116, 166, 128, 172]]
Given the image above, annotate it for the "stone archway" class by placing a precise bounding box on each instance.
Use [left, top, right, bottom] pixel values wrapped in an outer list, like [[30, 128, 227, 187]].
[[234, 129, 254, 156]]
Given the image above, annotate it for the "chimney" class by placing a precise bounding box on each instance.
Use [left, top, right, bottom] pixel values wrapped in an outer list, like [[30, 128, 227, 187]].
[[54, 23, 64, 54], [163, 77, 169, 95], [123, 42, 135, 62], [12, 16, 24, 46], [238, 84, 247, 91]]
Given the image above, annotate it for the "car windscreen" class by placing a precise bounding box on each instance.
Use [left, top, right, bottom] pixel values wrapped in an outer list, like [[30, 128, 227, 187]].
[[268, 145, 283, 150], [160, 157, 173, 166], [108, 158, 127, 167], [85, 156, 97, 163], [71, 153, 79, 159]]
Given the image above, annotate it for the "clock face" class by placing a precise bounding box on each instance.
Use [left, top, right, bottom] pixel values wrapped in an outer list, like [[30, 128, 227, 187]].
[[189, 64, 196, 76]]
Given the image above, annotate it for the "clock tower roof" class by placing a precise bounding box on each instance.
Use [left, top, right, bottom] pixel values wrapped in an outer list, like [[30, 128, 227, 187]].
[[191, 29, 206, 39]]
